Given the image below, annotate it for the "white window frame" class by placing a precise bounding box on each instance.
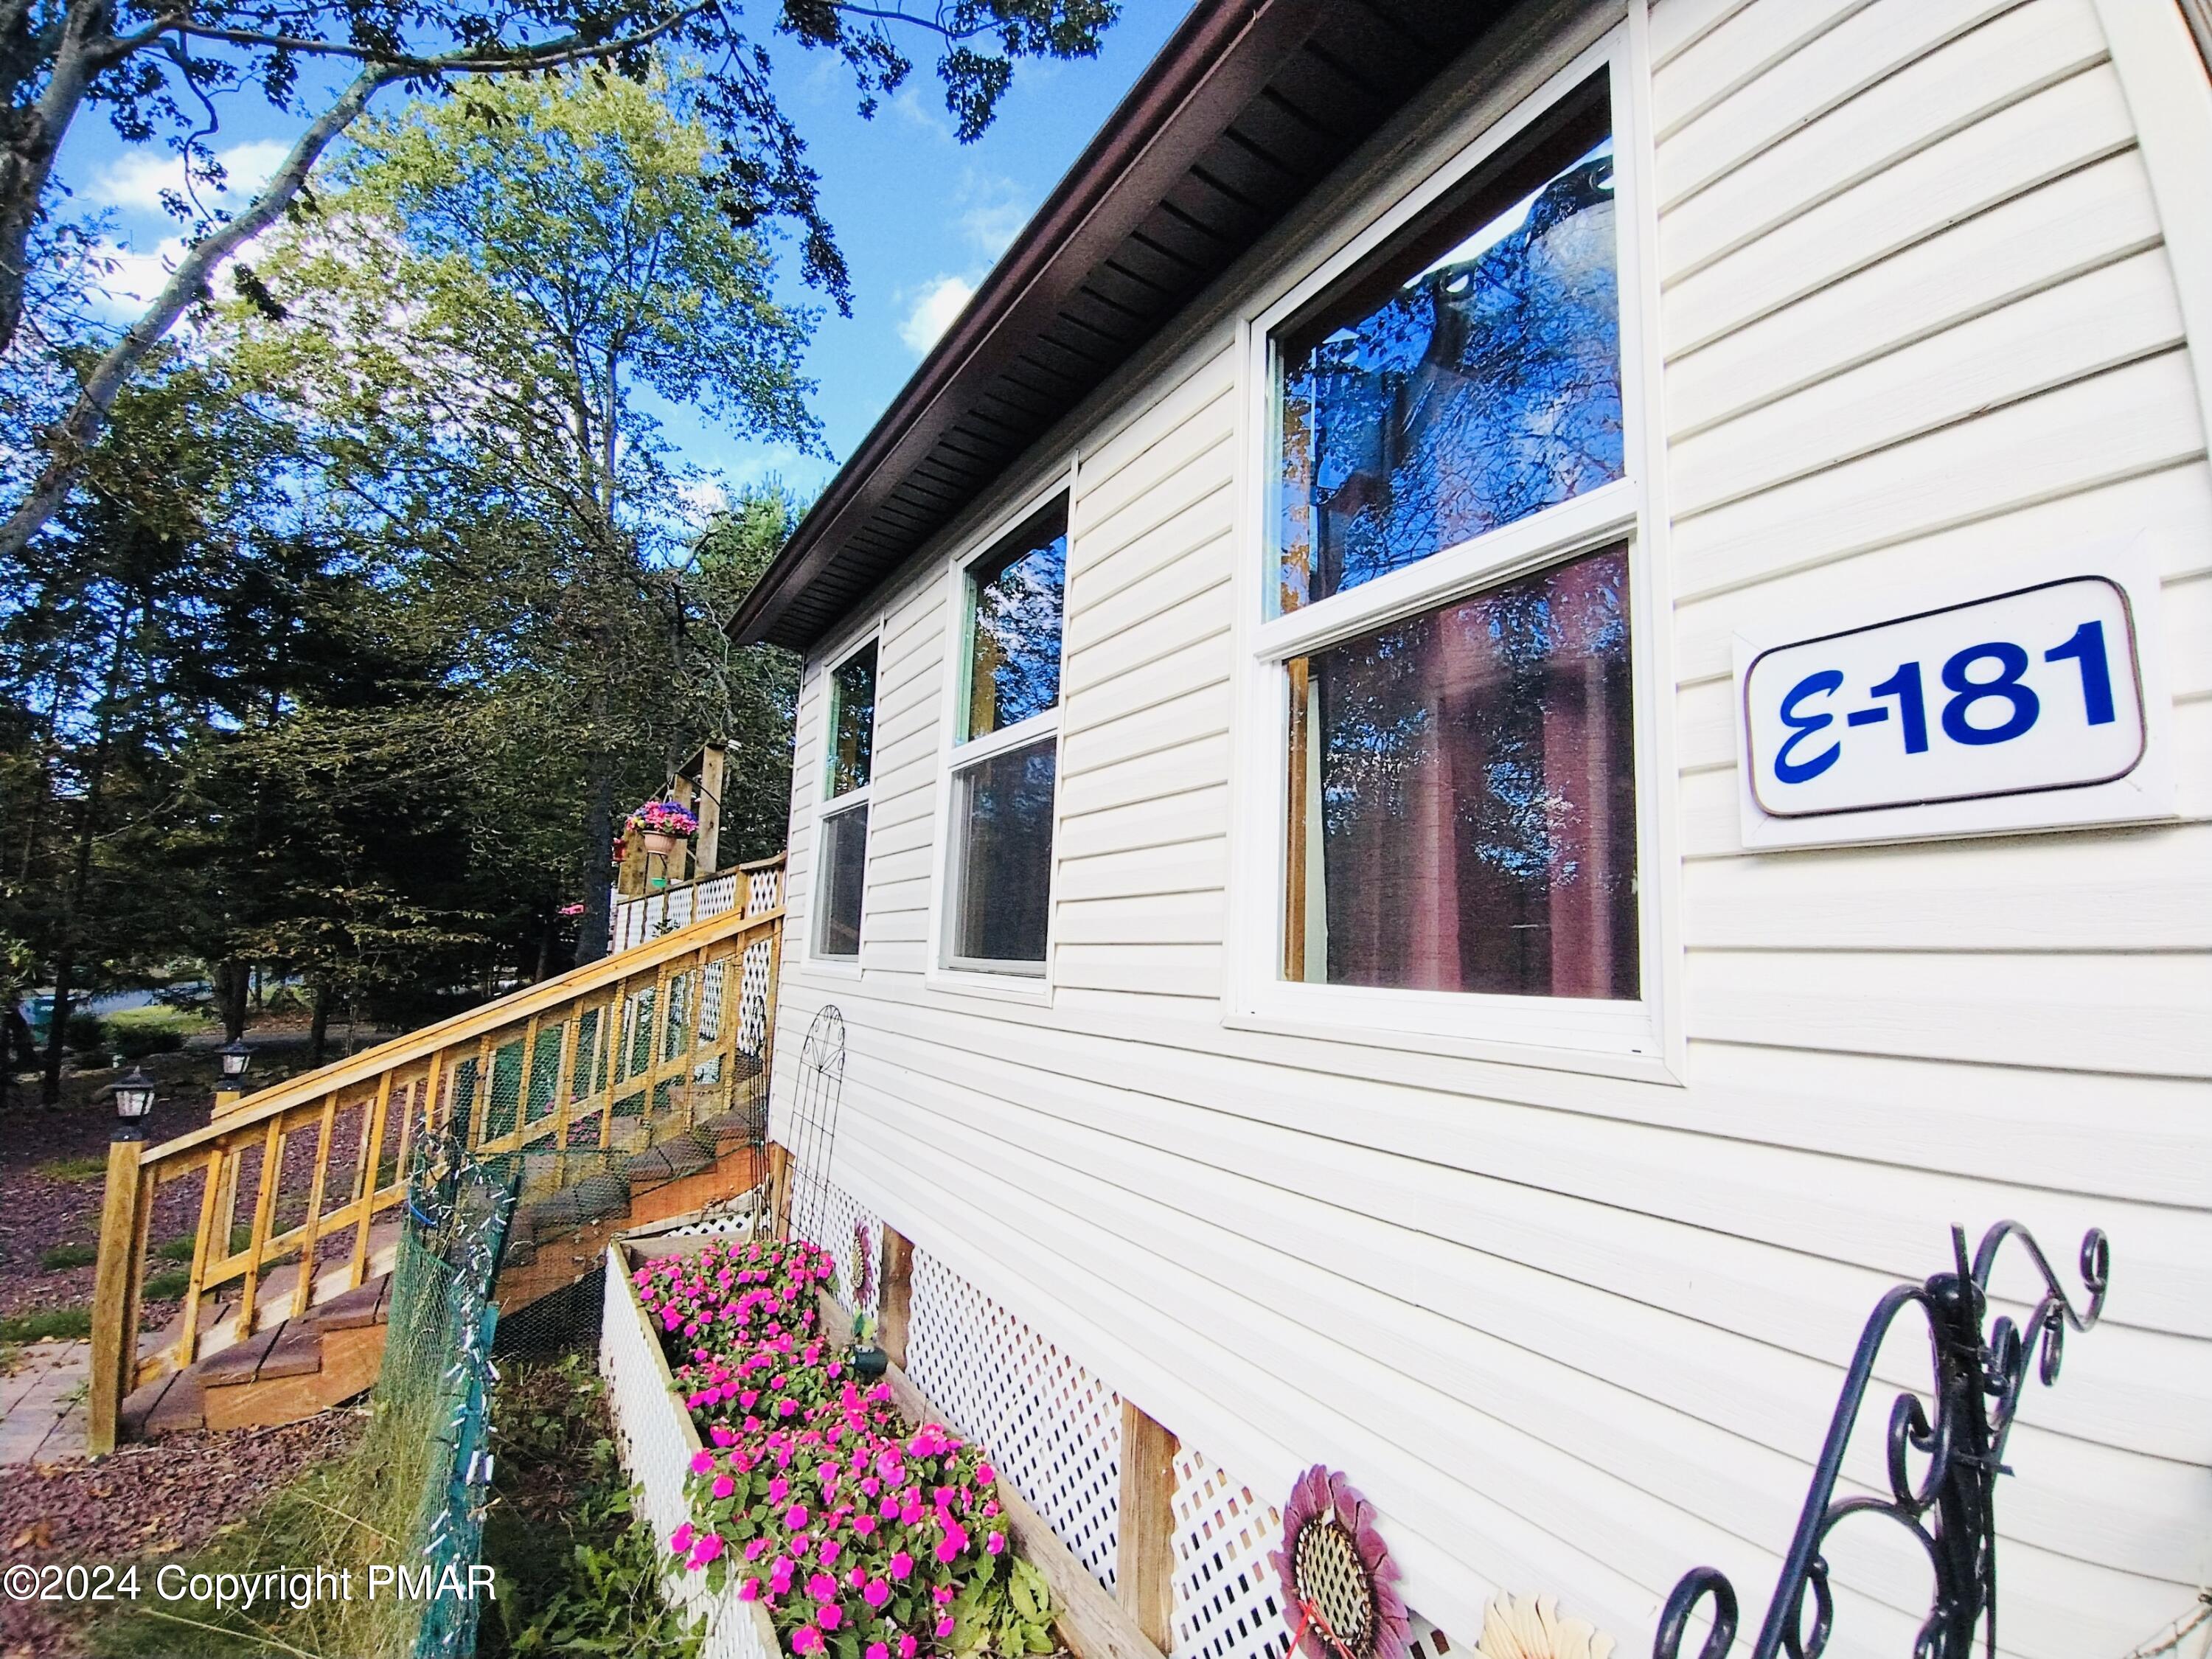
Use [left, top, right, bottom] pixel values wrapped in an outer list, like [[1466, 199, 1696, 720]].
[[804, 622, 883, 977], [1223, 22, 1686, 1080], [924, 466, 1078, 1002]]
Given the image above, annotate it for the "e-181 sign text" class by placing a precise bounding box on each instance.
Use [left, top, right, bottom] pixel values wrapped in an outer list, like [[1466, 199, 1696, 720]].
[[1742, 576, 2146, 819]]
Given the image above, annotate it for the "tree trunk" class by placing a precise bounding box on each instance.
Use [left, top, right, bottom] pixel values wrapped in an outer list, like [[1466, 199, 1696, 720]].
[[41, 603, 131, 1105], [573, 723, 616, 969], [214, 959, 250, 1043], [309, 981, 330, 1068]]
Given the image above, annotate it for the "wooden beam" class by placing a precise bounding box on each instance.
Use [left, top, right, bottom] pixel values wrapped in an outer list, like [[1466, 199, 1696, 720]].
[[288, 1093, 339, 1321], [348, 1073, 394, 1291], [767, 1141, 792, 1239], [695, 743, 726, 874], [877, 1225, 915, 1368], [1117, 1400, 1180, 1650], [86, 1137, 145, 1456]]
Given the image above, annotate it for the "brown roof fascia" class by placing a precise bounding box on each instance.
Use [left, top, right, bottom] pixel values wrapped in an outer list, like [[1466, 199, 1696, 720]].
[[730, 0, 1332, 648]]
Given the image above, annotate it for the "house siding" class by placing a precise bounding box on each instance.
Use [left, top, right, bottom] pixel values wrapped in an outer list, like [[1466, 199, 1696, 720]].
[[771, 1, 2212, 1652]]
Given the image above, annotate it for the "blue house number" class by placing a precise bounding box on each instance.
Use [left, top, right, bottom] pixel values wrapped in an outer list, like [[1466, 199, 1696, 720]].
[[1744, 577, 2146, 819]]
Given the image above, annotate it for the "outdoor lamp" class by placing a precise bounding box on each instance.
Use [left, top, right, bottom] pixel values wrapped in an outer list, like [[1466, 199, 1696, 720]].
[[112, 1067, 157, 1139], [218, 1039, 254, 1079]]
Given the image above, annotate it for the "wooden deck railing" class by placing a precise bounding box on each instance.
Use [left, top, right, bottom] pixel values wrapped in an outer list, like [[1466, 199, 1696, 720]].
[[86, 858, 785, 1455]]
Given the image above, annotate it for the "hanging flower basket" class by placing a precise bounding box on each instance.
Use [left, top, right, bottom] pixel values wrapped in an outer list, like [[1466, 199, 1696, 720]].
[[630, 799, 700, 858]]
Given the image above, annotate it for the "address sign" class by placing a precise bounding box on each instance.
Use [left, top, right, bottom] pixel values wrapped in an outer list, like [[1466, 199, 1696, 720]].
[[1739, 573, 2166, 844]]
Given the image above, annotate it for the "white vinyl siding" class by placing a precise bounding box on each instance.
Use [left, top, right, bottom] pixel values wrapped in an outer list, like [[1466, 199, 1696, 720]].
[[774, 1, 2212, 1654]]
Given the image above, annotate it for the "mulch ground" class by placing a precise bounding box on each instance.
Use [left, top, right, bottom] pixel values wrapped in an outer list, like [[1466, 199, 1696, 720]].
[[0, 1028, 396, 1322], [0, 1051, 218, 1322], [0, 1406, 365, 1658]]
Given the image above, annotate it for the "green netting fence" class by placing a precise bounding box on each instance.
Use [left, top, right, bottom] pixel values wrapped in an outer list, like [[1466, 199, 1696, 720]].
[[366, 1136, 517, 1659]]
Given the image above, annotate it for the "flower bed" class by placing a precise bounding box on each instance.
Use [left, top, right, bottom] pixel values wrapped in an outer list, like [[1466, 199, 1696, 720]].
[[633, 1235, 1058, 1659]]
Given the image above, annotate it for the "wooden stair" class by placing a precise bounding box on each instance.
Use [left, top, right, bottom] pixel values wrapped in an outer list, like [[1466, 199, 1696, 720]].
[[115, 1122, 766, 1439]]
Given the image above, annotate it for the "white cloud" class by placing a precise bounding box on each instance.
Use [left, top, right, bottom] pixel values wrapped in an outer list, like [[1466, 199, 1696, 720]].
[[88, 139, 291, 215], [899, 274, 975, 355], [86, 237, 187, 319], [676, 478, 729, 518], [958, 175, 1032, 261]]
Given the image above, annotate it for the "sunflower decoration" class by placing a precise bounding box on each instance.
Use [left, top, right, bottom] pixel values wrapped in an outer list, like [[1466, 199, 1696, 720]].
[[1270, 1466, 1411, 1659]]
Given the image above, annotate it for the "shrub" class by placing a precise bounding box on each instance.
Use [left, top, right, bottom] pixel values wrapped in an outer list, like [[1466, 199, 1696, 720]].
[[40, 1243, 97, 1271], [65, 1012, 105, 1053], [636, 1239, 1056, 1659]]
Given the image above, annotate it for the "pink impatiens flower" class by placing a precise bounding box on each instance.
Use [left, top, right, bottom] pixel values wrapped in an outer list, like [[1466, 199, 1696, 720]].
[[669, 1523, 695, 1556], [888, 1551, 914, 1582], [898, 1636, 918, 1659], [712, 1475, 736, 1500], [690, 1450, 716, 1474], [986, 1532, 1006, 1556], [863, 1579, 892, 1610], [936, 1616, 957, 1639], [868, 1644, 890, 1659]]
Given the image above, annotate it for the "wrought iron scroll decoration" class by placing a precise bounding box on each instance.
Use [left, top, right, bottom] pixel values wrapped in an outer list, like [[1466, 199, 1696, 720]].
[[1653, 1220, 2110, 1659]]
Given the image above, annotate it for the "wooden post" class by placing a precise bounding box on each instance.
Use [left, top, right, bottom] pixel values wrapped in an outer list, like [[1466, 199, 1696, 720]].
[[349, 1074, 394, 1290], [236, 1116, 284, 1340], [696, 743, 726, 874], [767, 1141, 792, 1239], [512, 1012, 543, 1143], [85, 1138, 145, 1456], [288, 1093, 339, 1320], [174, 1146, 226, 1369], [877, 1225, 915, 1368], [1116, 1400, 1180, 1652]]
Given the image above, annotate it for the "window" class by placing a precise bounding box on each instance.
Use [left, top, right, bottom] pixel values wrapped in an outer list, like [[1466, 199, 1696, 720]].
[[815, 639, 877, 960], [944, 495, 1068, 975], [1242, 44, 1660, 1060], [1273, 72, 1618, 615], [1285, 546, 1638, 998]]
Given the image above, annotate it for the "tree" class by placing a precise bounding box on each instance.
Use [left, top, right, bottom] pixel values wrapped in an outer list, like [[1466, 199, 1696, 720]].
[[0, 0, 1116, 558], [226, 64, 811, 961]]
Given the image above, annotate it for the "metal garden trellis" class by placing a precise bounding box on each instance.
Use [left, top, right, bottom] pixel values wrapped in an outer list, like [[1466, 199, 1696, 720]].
[[781, 1005, 847, 1248], [1652, 1220, 2110, 1659]]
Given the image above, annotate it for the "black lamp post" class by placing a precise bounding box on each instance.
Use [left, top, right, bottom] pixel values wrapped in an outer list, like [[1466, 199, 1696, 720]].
[[218, 1039, 254, 1082], [111, 1068, 156, 1141]]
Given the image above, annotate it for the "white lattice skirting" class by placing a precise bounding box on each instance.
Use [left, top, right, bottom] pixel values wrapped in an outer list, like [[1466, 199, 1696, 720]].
[[657, 1172, 1447, 1659], [599, 1245, 779, 1659], [1170, 1444, 1288, 1659], [905, 1247, 1124, 1595]]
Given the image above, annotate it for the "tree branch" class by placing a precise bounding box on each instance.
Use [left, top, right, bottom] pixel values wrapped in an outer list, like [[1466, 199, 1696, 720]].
[[165, 1, 716, 75], [0, 63, 398, 561]]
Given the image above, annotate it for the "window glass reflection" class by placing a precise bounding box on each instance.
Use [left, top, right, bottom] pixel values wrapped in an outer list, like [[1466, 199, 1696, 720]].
[[817, 804, 869, 958], [952, 738, 1057, 968], [1287, 545, 1637, 998], [828, 643, 877, 797], [966, 505, 1067, 740], [1276, 80, 1620, 612]]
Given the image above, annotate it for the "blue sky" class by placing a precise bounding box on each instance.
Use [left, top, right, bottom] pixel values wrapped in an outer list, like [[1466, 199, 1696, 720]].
[[53, 1, 1193, 507]]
